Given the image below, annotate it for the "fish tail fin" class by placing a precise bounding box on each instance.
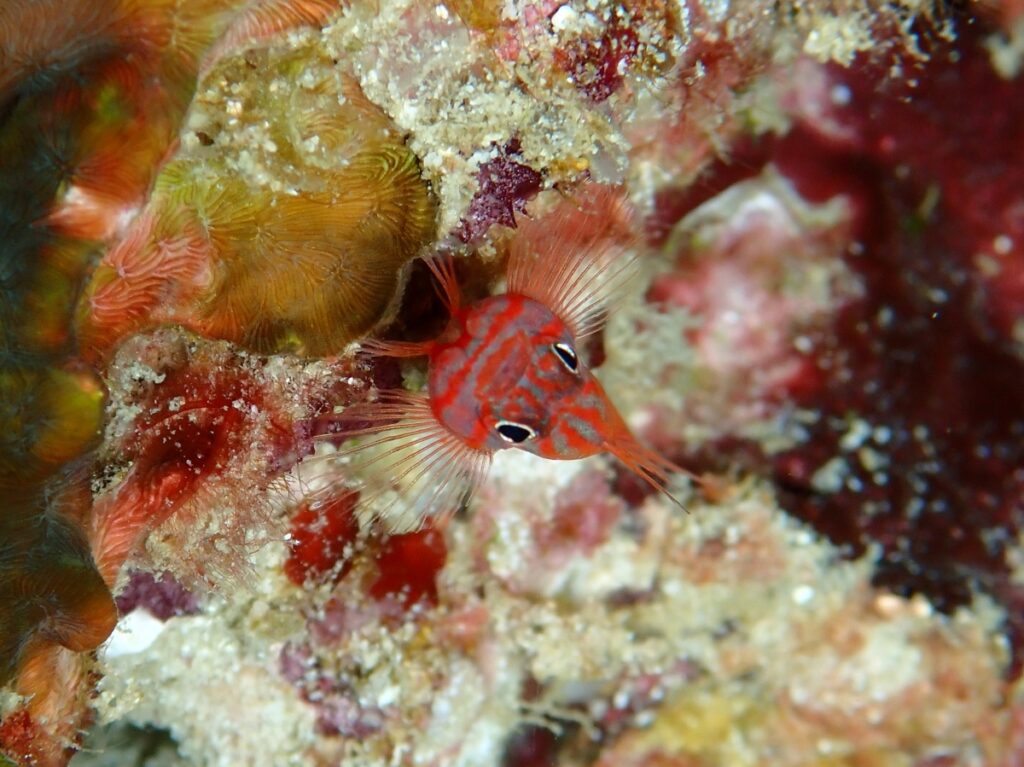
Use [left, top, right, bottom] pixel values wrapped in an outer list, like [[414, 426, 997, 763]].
[[507, 183, 639, 340], [300, 390, 490, 531], [357, 254, 463, 358]]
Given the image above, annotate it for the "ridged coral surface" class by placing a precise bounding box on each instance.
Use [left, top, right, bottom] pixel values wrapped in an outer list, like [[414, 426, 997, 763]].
[[1, 0, 1023, 766], [77, 49, 436, 359]]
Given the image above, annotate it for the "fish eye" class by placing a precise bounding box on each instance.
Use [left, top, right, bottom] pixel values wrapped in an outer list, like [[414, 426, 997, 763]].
[[551, 342, 579, 373], [495, 420, 536, 444]]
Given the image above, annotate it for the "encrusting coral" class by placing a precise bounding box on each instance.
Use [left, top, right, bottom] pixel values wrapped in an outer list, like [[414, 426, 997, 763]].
[[78, 43, 436, 359], [2, 0, 1023, 766], [0, 0, 241, 757], [0, 0, 433, 761]]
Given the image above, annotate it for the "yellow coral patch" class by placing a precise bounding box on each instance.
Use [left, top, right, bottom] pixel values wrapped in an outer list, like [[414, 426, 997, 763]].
[[78, 41, 437, 358]]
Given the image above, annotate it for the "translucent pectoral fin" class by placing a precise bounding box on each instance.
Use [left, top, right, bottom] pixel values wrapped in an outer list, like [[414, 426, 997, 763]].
[[301, 390, 491, 531]]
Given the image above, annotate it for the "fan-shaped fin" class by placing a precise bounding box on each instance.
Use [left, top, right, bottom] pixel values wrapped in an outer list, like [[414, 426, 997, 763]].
[[356, 255, 461, 357], [360, 339, 436, 358], [507, 184, 640, 340], [300, 391, 490, 531], [422, 254, 461, 315]]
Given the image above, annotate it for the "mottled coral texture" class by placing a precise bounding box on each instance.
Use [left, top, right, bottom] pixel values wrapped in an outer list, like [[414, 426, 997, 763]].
[[2, 1, 1023, 766], [652, 22, 1024, 676]]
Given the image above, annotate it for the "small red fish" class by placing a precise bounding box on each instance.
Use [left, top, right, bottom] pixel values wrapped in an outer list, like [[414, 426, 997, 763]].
[[312, 185, 688, 521]]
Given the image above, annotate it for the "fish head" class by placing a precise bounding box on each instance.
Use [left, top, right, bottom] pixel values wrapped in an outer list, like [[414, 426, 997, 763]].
[[474, 296, 620, 460], [475, 296, 682, 503], [433, 294, 676, 497]]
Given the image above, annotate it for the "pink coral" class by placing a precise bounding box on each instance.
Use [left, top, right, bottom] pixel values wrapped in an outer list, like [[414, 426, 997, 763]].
[[647, 26, 1024, 676], [648, 169, 858, 423]]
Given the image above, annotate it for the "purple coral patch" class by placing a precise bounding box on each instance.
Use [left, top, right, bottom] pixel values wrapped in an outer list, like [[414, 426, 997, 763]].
[[115, 570, 200, 621], [279, 641, 386, 738], [554, 20, 639, 102], [455, 140, 542, 242]]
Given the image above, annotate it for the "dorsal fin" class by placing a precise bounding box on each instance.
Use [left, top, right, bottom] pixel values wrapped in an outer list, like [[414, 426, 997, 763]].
[[506, 184, 639, 340]]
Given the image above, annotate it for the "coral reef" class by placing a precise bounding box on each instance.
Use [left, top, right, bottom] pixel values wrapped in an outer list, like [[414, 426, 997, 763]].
[[646, 21, 1024, 676], [0, 0, 238, 759], [2, 0, 1022, 766], [0, 0, 427, 761]]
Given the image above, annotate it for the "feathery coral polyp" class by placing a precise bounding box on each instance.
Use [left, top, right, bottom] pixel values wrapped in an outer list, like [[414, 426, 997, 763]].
[[87, 328, 329, 588], [78, 52, 437, 359]]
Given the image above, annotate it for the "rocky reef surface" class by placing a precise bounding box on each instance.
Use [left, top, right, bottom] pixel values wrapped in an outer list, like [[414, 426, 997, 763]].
[[1, 0, 1023, 765]]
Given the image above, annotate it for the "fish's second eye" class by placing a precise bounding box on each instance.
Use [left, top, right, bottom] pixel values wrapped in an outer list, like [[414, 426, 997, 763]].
[[495, 421, 536, 444], [551, 342, 579, 373]]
